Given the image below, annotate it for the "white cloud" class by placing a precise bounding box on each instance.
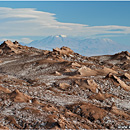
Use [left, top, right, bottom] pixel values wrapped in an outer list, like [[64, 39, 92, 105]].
[[0, 7, 130, 38], [20, 38, 33, 44]]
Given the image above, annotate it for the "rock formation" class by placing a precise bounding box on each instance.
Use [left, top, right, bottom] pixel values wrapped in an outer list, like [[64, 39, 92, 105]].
[[0, 40, 129, 129]]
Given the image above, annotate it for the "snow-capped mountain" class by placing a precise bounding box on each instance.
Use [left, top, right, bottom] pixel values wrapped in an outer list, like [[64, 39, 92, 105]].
[[28, 35, 80, 50], [28, 35, 128, 56], [78, 38, 123, 56]]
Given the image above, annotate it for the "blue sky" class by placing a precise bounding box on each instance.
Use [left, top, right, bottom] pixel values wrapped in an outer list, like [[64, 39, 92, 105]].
[[0, 1, 130, 45]]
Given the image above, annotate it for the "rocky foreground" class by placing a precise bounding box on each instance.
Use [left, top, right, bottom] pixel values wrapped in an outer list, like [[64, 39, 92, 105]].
[[0, 40, 130, 129]]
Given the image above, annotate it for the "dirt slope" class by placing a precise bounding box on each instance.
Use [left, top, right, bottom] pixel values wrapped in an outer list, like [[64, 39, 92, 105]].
[[0, 40, 129, 129]]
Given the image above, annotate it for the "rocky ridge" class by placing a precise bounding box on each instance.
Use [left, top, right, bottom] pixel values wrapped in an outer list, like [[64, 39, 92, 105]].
[[0, 40, 130, 129]]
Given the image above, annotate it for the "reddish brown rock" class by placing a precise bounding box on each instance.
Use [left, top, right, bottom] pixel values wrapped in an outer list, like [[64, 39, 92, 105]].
[[0, 40, 129, 129]]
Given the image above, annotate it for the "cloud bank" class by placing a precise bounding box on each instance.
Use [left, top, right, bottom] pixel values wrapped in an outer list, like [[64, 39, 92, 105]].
[[0, 7, 130, 38]]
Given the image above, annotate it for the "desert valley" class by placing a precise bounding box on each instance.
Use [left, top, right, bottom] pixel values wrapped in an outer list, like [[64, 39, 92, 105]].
[[0, 40, 130, 129]]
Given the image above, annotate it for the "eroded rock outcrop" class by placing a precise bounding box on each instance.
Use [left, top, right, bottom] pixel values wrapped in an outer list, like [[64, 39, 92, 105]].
[[0, 40, 129, 129]]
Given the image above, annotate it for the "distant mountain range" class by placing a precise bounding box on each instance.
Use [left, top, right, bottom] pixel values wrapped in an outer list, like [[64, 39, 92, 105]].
[[28, 35, 129, 56]]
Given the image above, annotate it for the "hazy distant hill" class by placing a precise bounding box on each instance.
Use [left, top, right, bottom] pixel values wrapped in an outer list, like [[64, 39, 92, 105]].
[[29, 35, 80, 50], [28, 35, 128, 56]]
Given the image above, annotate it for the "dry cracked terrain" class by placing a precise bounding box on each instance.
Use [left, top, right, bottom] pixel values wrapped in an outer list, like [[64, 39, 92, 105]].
[[0, 40, 130, 129]]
